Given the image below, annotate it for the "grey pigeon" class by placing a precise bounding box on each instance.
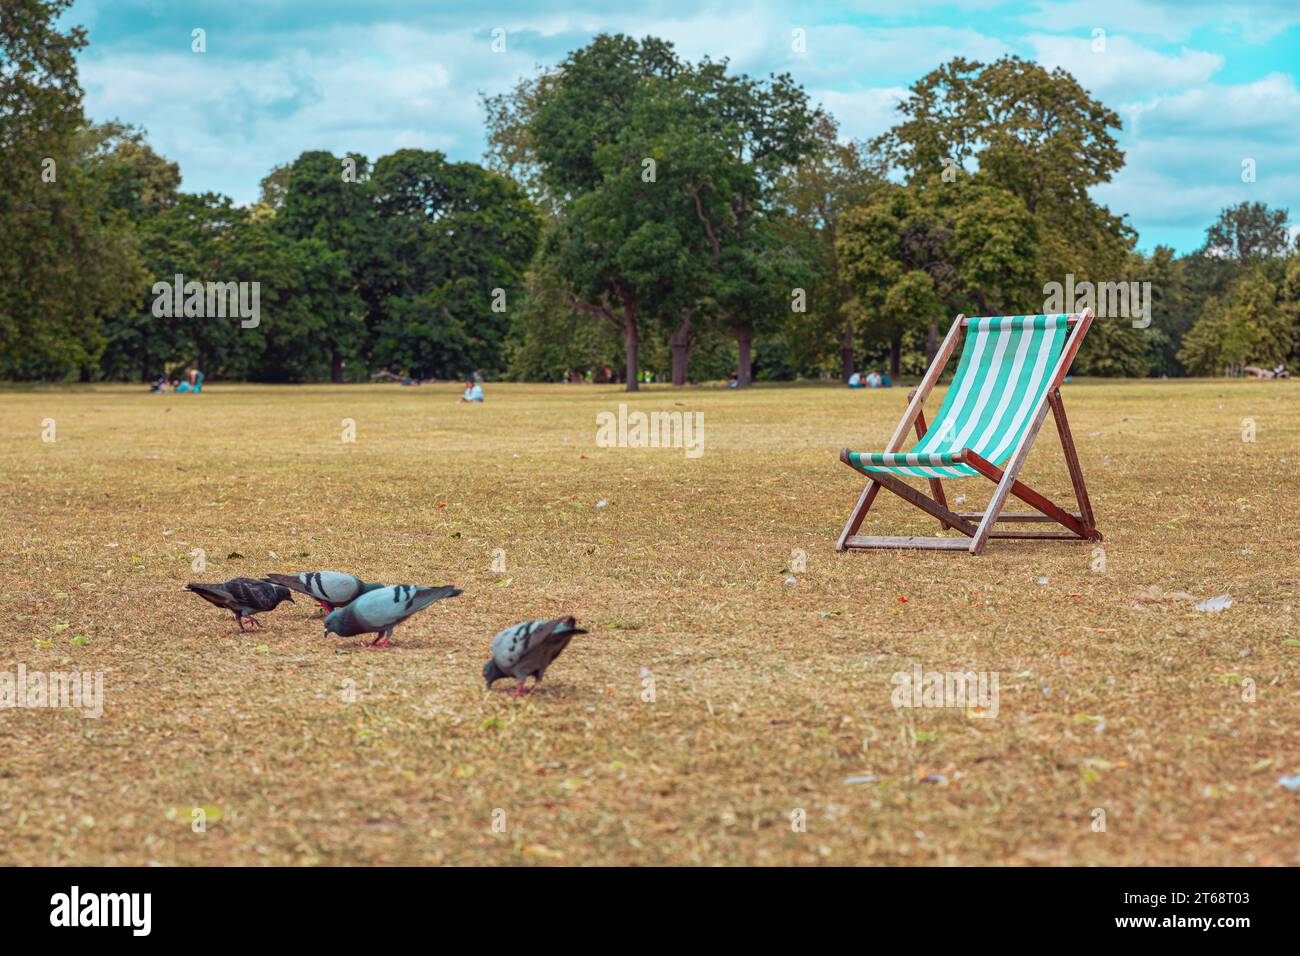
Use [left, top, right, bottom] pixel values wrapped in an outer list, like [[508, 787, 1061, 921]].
[[323, 584, 462, 648], [186, 577, 295, 632], [263, 571, 382, 613], [483, 617, 587, 696]]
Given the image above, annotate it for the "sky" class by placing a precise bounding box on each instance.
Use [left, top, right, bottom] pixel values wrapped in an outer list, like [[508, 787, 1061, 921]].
[[65, 0, 1300, 254]]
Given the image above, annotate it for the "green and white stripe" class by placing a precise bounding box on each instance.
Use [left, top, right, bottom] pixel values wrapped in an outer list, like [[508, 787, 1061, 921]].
[[846, 315, 1069, 478]]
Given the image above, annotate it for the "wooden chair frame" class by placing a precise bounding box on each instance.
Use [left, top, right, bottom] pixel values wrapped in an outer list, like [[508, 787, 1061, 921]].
[[836, 309, 1102, 555]]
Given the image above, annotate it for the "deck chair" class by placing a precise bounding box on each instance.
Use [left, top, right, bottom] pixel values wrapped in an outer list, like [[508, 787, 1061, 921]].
[[837, 309, 1102, 555]]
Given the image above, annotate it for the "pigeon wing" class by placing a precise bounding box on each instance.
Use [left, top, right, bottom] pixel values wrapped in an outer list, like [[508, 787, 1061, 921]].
[[315, 571, 366, 604], [350, 584, 462, 631], [226, 578, 280, 611], [513, 617, 585, 679], [490, 620, 541, 675], [406, 585, 463, 615], [263, 572, 313, 596], [265, 571, 363, 604]]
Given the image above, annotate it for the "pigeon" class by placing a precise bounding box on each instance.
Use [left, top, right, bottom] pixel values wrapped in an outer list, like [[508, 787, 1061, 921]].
[[483, 617, 587, 696], [323, 584, 462, 648], [186, 578, 295, 632], [263, 571, 383, 614]]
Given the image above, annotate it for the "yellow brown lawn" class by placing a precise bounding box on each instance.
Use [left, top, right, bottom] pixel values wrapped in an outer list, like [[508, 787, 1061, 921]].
[[0, 379, 1297, 865]]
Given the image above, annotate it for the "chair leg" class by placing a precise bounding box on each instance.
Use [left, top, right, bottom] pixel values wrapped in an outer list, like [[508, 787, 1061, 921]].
[[1049, 390, 1097, 535], [836, 479, 880, 551], [913, 405, 949, 531], [964, 451, 1094, 540], [967, 398, 1055, 554]]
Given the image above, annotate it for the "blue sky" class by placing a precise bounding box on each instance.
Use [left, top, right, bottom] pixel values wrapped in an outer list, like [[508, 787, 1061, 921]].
[[66, 0, 1300, 253]]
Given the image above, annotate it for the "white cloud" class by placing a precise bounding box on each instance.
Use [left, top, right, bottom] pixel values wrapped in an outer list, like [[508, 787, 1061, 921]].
[[80, 22, 537, 202], [1028, 33, 1222, 101], [1123, 71, 1300, 140], [1021, 0, 1300, 44], [68, 0, 1300, 251], [814, 87, 909, 142], [1098, 74, 1300, 242]]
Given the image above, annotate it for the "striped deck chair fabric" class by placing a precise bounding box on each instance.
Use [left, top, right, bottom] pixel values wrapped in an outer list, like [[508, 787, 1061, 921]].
[[845, 314, 1069, 478]]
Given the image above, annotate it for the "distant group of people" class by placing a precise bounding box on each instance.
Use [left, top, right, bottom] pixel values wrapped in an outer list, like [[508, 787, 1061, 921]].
[[373, 369, 428, 386], [847, 369, 891, 389], [371, 368, 488, 400], [150, 368, 204, 393], [562, 367, 619, 384], [1243, 362, 1290, 379]]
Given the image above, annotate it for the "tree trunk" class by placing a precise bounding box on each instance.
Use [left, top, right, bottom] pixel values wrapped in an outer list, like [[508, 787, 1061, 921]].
[[736, 328, 754, 387], [331, 351, 345, 384], [841, 316, 855, 383], [670, 314, 692, 386], [889, 338, 901, 379], [926, 320, 939, 367], [621, 298, 639, 392]]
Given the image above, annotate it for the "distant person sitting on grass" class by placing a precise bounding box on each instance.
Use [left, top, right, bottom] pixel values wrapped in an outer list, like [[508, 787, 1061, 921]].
[[880, 371, 892, 388], [174, 378, 192, 393], [460, 380, 484, 403], [848, 370, 864, 388], [150, 373, 169, 393], [865, 369, 882, 388], [187, 368, 205, 392]]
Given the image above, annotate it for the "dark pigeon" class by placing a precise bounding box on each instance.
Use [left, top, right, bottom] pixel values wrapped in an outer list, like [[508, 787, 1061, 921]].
[[323, 584, 461, 648], [483, 617, 587, 696], [186, 577, 295, 632], [263, 571, 382, 613]]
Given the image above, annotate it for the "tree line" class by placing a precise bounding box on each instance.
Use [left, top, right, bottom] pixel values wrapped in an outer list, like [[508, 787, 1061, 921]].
[[3, 2, 1298, 386]]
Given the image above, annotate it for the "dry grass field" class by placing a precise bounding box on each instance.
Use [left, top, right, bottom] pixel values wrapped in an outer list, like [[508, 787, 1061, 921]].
[[1, 378, 1297, 866]]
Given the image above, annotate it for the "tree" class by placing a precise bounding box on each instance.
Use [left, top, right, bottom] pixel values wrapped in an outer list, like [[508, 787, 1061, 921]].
[[258, 163, 291, 212], [0, 0, 143, 379], [366, 149, 540, 379], [524, 35, 688, 391], [85, 121, 181, 380], [772, 113, 883, 380], [838, 178, 1038, 377], [505, 265, 624, 381], [276, 150, 372, 381], [1178, 269, 1293, 374], [875, 55, 1131, 287], [666, 60, 818, 386], [75, 121, 180, 222], [506, 35, 816, 389], [1203, 202, 1292, 264]]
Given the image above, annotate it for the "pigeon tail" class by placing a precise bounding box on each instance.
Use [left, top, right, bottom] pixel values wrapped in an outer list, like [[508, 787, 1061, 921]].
[[186, 582, 233, 604], [262, 573, 307, 592]]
